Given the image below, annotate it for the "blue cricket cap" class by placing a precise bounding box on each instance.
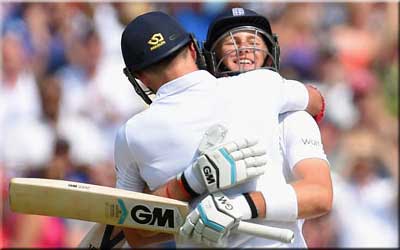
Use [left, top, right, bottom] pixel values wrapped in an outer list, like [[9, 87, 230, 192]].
[[121, 11, 192, 72]]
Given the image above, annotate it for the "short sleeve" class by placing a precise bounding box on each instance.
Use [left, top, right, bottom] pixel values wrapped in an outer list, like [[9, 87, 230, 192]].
[[279, 80, 309, 113], [280, 111, 329, 171]]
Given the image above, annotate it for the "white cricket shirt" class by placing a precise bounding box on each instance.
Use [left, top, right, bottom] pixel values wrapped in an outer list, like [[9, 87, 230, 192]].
[[115, 69, 310, 247]]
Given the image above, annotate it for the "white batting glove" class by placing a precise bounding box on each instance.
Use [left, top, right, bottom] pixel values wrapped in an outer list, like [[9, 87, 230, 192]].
[[179, 138, 267, 196], [179, 192, 250, 247]]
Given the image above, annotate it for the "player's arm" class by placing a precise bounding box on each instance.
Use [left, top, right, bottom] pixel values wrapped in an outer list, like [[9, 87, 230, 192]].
[[149, 178, 190, 201], [304, 84, 325, 121], [243, 165, 332, 220], [279, 111, 332, 218], [289, 158, 332, 218], [246, 112, 332, 221], [231, 160, 331, 222], [183, 157, 332, 222], [150, 137, 267, 201], [257, 111, 333, 221], [279, 79, 325, 122]]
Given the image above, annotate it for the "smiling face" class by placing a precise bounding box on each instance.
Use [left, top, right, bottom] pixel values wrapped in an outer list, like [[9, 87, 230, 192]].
[[215, 30, 269, 73]]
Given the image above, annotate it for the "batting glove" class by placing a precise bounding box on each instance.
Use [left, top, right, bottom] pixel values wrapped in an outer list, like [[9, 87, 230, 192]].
[[178, 138, 267, 197], [179, 192, 251, 247]]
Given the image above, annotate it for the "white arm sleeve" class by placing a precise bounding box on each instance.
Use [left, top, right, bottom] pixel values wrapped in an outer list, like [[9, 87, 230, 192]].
[[114, 124, 145, 192], [262, 183, 298, 222], [280, 111, 329, 171], [278, 80, 309, 113]]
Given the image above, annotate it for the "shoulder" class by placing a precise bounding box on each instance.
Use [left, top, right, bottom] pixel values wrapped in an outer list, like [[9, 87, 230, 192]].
[[124, 106, 159, 129], [115, 113, 156, 159], [121, 106, 170, 147], [115, 123, 129, 148], [114, 123, 136, 167], [117, 111, 151, 146], [279, 111, 327, 169], [279, 111, 320, 137]]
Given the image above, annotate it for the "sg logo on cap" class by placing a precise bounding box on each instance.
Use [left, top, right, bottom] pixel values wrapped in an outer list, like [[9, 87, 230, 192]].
[[148, 33, 166, 51]]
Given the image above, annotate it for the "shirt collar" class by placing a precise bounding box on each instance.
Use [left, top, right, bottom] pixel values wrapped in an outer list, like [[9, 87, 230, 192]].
[[155, 70, 215, 101]]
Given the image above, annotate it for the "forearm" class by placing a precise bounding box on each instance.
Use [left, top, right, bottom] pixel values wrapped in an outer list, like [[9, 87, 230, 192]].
[[252, 182, 331, 221], [290, 181, 332, 219], [251, 159, 333, 221], [242, 191, 267, 219], [243, 183, 331, 222], [244, 183, 297, 222], [149, 178, 193, 201]]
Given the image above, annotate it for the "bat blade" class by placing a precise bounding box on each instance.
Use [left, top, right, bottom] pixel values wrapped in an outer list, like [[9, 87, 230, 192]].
[[10, 177, 295, 245], [9, 178, 189, 234]]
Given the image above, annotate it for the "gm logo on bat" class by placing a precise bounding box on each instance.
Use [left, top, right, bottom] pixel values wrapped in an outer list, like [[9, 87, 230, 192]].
[[117, 199, 180, 230]]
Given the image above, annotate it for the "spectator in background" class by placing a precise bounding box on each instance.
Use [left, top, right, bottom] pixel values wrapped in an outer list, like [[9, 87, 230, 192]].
[[275, 3, 321, 81], [0, 29, 41, 124], [316, 49, 360, 131], [0, 29, 53, 174], [36, 73, 91, 184], [331, 157, 398, 247], [331, 3, 381, 74], [37, 74, 61, 127]]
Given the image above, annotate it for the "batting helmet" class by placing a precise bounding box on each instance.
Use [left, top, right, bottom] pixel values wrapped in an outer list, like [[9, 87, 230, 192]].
[[204, 8, 280, 76]]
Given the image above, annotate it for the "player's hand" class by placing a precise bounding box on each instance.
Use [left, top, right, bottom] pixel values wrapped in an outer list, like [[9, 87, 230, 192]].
[[179, 192, 243, 247], [182, 138, 267, 195]]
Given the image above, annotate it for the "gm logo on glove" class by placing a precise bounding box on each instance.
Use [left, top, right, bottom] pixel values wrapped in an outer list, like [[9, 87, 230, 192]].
[[202, 166, 216, 184], [216, 195, 234, 210]]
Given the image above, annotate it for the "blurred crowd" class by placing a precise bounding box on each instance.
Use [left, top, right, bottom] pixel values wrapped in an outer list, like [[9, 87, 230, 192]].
[[1, 2, 398, 248]]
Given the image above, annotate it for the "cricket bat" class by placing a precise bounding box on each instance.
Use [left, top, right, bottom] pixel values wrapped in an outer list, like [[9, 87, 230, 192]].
[[9, 178, 294, 246]]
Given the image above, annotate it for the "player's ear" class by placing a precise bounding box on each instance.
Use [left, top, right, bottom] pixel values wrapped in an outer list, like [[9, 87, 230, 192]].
[[188, 42, 197, 61], [133, 71, 144, 82], [134, 71, 150, 88]]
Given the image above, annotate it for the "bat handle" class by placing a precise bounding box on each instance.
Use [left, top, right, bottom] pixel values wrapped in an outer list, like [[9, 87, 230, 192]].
[[236, 221, 294, 243]]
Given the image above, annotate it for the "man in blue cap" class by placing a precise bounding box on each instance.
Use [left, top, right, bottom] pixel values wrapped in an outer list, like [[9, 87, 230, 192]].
[[115, 10, 325, 248]]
